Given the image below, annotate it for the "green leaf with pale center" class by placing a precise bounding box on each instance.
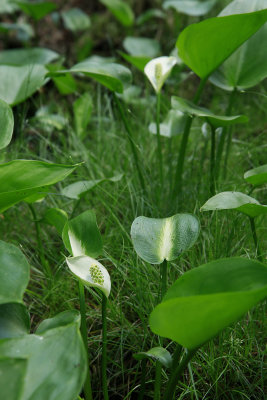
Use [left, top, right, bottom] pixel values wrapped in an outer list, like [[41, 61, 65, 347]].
[[172, 96, 248, 127], [244, 164, 267, 186], [0, 160, 78, 213], [62, 210, 103, 258], [200, 191, 267, 218], [150, 258, 267, 349], [210, 0, 267, 91], [176, 9, 267, 79], [131, 213, 200, 264], [99, 0, 134, 27], [0, 98, 14, 149], [134, 347, 172, 368]]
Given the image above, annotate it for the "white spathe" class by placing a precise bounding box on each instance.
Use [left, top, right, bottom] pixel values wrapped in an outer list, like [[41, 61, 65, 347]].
[[66, 255, 111, 298], [144, 56, 177, 93]]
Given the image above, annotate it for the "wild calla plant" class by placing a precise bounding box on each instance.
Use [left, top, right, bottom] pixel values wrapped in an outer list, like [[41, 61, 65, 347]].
[[149, 257, 267, 399], [244, 164, 267, 186], [0, 98, 14, 150]]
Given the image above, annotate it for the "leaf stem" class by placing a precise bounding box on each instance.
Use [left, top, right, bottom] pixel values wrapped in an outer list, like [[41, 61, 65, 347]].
[[156, 92, 163, 190], [137, 359, 147, 400], [210, 125, 216, 196], [102, 293, 109, 400], [249, 217, 263, 262], [163, 348, 197, 400], [78, 281, 93, 400], [172, 77, 207, 201], [113, 93, 146, 195]]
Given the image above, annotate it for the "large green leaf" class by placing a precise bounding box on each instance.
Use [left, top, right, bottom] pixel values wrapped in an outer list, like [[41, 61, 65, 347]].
[[0, 47, 59, 65], [163, 0, 218, 16], [99, 0, 134, 27], [0, 311, 87, 400], [0, 160, 78, 212], [176, 9, 267, 79], [210, 0, 267, 90], [172, 96, 248, 127], [0, 241, 30, 305], [50, 60, 132, 93], [62, 210, 103, 258], [0, 98, 14, 149], [61, 8, 91, 32], [0, 303, 30, 339], [131, 214, 200, 264], [16, 0, 57, 20], [200, 191, 267, 218], [244, 164, 267, 186], [0, 357, 27, 400], [150, 258, 267, 349], [0, 64, 47, 105]]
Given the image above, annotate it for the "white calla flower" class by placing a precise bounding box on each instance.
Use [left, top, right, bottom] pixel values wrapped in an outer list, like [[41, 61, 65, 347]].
[[144, 56, 177, 93], [66, 255, 111, 298]]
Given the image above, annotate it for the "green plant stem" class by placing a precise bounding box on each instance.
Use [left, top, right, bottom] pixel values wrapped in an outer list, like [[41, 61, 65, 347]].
[[163, 349, 197, 400], [156, 92, 163, 190], [171, 344, 182, 372], [249, 217, 263, 262], [113, 93, 146, 195], [154, 260, 168, 400], [172, 78, 207, 201], [137, 359, 147, 400], [215, 89, 237, 180], [78, 281, 93, 400], [28, 203, 52, 277], [210, 125, 216, 196], [102, 293, 109, 400]]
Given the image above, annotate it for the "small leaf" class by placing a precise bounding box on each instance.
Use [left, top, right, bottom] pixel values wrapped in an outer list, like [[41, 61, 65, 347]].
[[61, 8, 91, 32], [172, 96, 248, 127], [149, 109, 187, 138], [16, 0, 57, 20], [62, 210, 103, 258], [42, 208, 68, 235], [0, 357, 28, 400], [150, 258, 267, 349], [244, 164, 267, 186], [177, 9, 267, 79], [0, 98, 14, 149], [163, 0, 218, 16], [0, 303, 30, 339], [62, 174, 123, 200], [66, 255, 111, 298], [99, 0, 134, 27], [0, 47, 59, 65], [123, 37, 161, 58], [145, 56, 177, 93], [200, 191, 267, 218], [0, 241, 30, 305], [134, 347, 172, 368], [74, 93, 93, 138], [136, 9, 165, 25], [131, 213, 200, 264], [47, 64, 77, 95]]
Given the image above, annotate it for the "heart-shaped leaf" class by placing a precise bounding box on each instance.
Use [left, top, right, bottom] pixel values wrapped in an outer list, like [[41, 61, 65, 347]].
[[0, 310, 87, 400], [0, 160, 78, 213], [99, 0, 134, 27], [50, 60, 132, 93], [244, 164, 267, 186], [200, 191, 267, 218], [0, 64, 47, 105], [66, 256, 111, 298], [149, 109, 186, 138], [163, 0, 218, 16], [0, 303, 30, 339], [62, 174, 123, 200], [172, 96, 248, 127], [62, 210, 103, 258], [0, 357, 27, 400], [16, 0, 57, 20], [210, 0, 267, 90], [0, 47, 59, 65], [177, 9, 267, 79], [134, 346, 172, 368], [61, 8, 91, 32], [131, 213, 200, 264], [0, 98, 14, 149], [0, 241, 30, 305], [150, 258, 267, 349]]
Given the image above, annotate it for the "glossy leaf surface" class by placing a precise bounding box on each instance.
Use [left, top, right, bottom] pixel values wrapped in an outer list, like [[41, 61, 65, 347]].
[[134, 347, 172, 368], [244, 164, 267, 186], [0, 160, 78, 212], [201, 191, 267, 218], [150, 258, 267, 349], [131, 214, 200, 264], [172, 96, 248, 127], [0, 47, 58, 65], [177, 9, 267, 79]]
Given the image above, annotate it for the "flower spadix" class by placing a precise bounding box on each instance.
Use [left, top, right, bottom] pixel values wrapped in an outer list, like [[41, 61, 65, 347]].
[[66, 255, 111, 298], [144, 56, 177, 93]]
